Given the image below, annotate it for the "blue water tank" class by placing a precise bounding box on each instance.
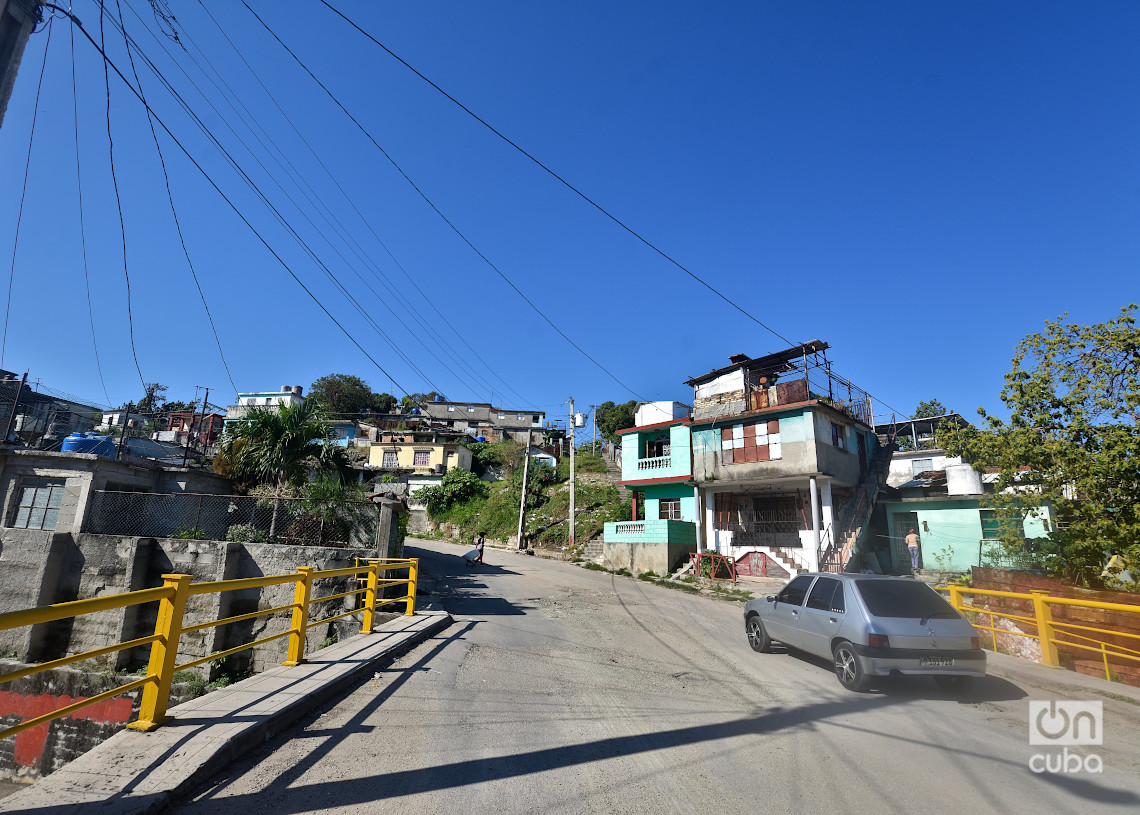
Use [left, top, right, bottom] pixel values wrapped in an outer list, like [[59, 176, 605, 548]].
[[475, 436, 487, 443], [62, 432, 116, 457]]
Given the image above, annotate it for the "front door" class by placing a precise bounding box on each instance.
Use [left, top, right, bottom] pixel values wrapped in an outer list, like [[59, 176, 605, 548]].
[[893, 512, 920, 571], [765, 574, 814, 648], [856, 434, 868, 477]]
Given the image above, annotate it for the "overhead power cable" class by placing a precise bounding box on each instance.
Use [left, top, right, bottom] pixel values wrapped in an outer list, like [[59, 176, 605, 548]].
[[47, 5, 412, 398], [318, 1, 918, 420], [240, 0, 649, 403], [112, 0, 237, 394], [70, 20, 112, 406], [2, 18, 53, 369], [97, 4, 446, 398], [319, 0, 798, 350], [99, 0, 146, 390], [193, 0, 533, 409]]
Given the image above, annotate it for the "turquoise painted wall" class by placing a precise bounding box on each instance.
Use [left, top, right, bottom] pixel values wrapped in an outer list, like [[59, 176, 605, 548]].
[[604, 519, 697, 545], [621, 423, 692, 481], [883, 500, 1054, 572], [691, 407, 814, 454], [640, 484, 697, 523]]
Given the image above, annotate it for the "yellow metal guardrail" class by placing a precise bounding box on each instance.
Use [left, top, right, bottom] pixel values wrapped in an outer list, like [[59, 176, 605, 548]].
[[0, 557, 418, 740], [942, 585, 1140, 682]]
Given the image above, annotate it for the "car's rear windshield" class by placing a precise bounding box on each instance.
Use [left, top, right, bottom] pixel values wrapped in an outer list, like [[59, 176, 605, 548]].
[[854, 579, 957, 618]]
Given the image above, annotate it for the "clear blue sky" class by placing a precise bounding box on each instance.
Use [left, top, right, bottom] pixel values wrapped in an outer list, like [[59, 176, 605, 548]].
[[0, 1, 1136, 432]]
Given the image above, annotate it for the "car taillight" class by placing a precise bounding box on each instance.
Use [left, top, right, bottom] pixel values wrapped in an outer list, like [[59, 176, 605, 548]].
[[970, 637, 980, 649], [868, 634, 890, 649]]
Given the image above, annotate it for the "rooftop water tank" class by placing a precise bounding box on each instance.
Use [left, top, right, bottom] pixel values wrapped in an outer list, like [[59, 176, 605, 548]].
[[61, 432, 116, 458], [946, 463, 983, 496]]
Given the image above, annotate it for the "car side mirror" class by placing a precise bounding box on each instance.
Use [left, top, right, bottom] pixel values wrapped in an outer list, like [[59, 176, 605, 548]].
[[766, 595, 776, 604]]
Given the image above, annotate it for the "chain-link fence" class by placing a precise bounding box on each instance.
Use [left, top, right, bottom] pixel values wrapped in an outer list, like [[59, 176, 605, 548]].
[[84, 491, 383, 548]]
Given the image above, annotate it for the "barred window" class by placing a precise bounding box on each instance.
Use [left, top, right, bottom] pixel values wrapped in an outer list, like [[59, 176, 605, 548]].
[[413, 451, 431, 466], [12, 478, 66, 530], [659, 499, 683, 520], [382, 451, 399, 468]]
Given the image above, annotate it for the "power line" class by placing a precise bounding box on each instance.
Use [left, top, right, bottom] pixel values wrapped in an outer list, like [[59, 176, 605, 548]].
[[112, 0, 237, 395], [240, 0, 649, 403], [99, 0, 146, 390], [319, 0, 798, 350], [2, 17, 53, 369], [49, 5, 413, 399], [318, 2, 917, 421], [193, 0, 533, 409], [98, 5, 451, 399], [70, 20, 112, 406]]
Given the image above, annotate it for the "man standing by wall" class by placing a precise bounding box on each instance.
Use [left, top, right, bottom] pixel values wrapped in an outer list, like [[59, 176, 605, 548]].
[[906, 528, 921, 571]]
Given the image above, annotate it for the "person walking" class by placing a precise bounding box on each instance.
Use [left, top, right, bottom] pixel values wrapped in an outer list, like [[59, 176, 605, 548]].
[[475, 531, 486, 565], [906, 528, 921, 571]]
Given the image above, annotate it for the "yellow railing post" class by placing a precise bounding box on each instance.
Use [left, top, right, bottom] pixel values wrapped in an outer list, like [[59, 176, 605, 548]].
[[1031, 590, 1061, 668], [947, 584, 962, 612], [128, 574, 192, 732], [282, 566, 314, 666], [405, 558, 419, 616], [362, 560, 380, 634]]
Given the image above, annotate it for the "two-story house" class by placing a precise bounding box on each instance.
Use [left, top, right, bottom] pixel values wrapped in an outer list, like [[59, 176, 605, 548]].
[[368, 430, 474, 495], [418, 400, 547, 446], [602, 401, 699, 575], [223, 386, 305, 430]]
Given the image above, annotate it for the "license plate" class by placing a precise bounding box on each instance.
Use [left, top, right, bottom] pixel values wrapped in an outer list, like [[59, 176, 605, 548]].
[[921, 657, 954, 668]]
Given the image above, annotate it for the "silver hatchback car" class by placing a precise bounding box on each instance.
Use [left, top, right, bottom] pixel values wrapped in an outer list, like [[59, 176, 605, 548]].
[[743, 572, 986, 692]]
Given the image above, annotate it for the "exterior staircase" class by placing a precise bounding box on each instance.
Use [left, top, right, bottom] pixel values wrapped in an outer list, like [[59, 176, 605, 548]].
[[818, 438, 897, 572], [580, 539, 605, 564]]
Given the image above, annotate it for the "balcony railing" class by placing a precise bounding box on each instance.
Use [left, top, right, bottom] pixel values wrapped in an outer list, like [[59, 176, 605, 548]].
[[636, 455, 672, 472], [615, 522, 645, 534]]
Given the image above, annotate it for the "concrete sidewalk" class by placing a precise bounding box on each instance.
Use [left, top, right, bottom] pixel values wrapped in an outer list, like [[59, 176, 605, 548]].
[[0, 609, 452, 815]]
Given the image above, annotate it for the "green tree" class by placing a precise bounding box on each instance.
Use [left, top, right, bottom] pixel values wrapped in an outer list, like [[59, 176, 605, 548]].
[[912, 399, 948, 418], [417, 468, 487, 517], [220, 398, 350, 492], [309, 373, 393, 416], [401, 392, 439, 412], [939, 305, 1140, 587], [594, 400, 637, 444]]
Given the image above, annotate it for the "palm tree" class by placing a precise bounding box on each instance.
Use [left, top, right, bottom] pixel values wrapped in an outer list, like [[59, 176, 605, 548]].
[[220, 398, 350, 537]]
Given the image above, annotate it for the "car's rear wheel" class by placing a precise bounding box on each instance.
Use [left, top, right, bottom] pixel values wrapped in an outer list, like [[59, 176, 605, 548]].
[[933, 675, 974, 693], [745, 615, 771, 653], [833, 641, 870, 692]]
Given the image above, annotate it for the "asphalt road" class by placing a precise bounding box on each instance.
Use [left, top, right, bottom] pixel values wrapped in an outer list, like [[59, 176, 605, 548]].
[[174, 538, 1140, 814]]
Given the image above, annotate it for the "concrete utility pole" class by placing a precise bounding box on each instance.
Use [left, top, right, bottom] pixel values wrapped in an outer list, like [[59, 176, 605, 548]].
[[567, 396, 576, 551], [590, 405, 598, 454], [516, 442, 530, 549]]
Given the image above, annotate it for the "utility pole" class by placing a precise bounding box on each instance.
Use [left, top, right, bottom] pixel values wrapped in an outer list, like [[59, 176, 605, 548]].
[[183, 387, 208, 468], [567, 396, 576, 551], [516, 442, 530, 550], [589, 405, 598, 454], [117, 408, 130, 459]]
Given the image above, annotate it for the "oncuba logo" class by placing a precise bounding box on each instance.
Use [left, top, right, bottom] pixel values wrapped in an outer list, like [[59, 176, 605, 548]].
[[1028, 701, 1103, 774]]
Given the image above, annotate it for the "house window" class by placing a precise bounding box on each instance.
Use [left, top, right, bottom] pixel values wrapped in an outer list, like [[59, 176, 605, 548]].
[[980, 510, 1024, 541], [532, 415, 540, 423], [382, 451, 399, 468], [831, 423, 847, 450], [912, 458, 934, 476], [646, 433, 671, 458], [659, 498, 682, 521], [721, 419, 781, 463], [447, 405, 455, 412], [12, 478, 66, 530], [517, 414, 525, 420], [498, 414, 505, 420], [413, 450, 431, 467], [467, 406, 475, 413]]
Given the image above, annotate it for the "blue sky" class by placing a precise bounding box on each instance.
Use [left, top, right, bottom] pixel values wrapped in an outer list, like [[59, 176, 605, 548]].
[[0, 1, 1136, 433]]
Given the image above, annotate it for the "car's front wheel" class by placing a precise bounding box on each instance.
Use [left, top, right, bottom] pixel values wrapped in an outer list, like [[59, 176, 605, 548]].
[[833, 641, 870, 692], [933, 675, 974, 693], [745, 615, 771, 653]]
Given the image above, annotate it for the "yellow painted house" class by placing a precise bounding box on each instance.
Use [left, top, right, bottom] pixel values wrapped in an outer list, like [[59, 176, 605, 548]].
[[368, 441, 473, 475]]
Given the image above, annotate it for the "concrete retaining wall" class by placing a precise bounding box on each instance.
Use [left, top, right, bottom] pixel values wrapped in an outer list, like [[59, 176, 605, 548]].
[[602, 540, 696, 575]]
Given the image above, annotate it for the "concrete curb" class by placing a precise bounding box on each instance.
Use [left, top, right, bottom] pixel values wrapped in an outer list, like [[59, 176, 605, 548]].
[[1, 610, 452, 815]]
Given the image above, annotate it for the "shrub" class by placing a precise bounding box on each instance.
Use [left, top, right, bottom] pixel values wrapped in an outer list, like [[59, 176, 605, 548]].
[[225, 523, 269, 543]]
